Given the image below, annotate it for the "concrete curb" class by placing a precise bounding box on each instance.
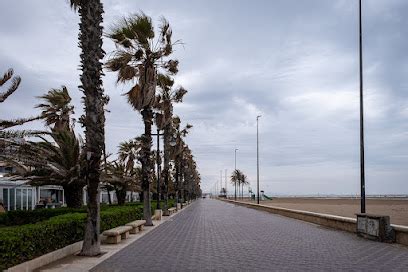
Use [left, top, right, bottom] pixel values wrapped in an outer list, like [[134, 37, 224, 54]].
[[6, 241, 83, 272], [6, 202, 195, 272], [221, 199, 408, 246]]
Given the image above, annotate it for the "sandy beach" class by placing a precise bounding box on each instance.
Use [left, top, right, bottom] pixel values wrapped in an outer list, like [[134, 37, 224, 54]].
[[242, 197, 408, 226]]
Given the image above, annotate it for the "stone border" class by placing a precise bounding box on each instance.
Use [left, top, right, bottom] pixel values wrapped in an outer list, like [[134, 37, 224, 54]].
[[221, 199, 408, 246], [6, 201, 194, 272], [393, 224, 408, 246], [7, 241, 84, 272]]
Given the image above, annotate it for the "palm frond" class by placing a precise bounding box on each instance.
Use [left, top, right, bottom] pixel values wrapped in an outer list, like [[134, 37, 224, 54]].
[[0, 115, 42, 130], [0, 129, 46, 139], [0, 68, 21, 103], [0, 68, 13, 86], [35, 86, 74, 131], [173, 87, 187, 102], [68, 0, 80, 11], [108, 13, 154, 49], [163, 59, 179, 75]]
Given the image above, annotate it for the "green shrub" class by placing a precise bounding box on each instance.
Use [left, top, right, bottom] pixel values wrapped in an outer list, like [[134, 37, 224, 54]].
[[0, 200, 174, 228], [0, 205, 144, 270], [0, 207, 86, 227]]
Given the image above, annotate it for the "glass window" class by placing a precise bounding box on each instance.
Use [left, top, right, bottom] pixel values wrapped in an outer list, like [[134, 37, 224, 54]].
[[27, 189, 33, 210], [16, 189, 21, 210], [3, 189, 9, 211], [10, 188, 15, 210], [22, 189, 27, 210]]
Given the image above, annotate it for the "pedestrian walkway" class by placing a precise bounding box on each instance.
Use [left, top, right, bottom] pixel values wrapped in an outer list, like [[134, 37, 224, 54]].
[[92, 199, 408, 271]]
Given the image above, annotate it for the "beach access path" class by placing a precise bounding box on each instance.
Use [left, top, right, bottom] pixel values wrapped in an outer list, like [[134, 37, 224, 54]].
[[91, 199, 408, 271]]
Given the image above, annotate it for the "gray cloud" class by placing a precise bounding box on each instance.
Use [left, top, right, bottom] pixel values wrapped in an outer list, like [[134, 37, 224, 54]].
[[1, 0, 407, 195]]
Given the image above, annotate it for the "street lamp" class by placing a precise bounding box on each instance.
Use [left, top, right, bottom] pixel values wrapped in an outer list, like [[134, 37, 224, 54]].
[[359, 0, 366, 214], [224, 169, 227, 199], [234, 148, 238, 200], [256, 115, 261, 204], [152, 129, 164, 210]]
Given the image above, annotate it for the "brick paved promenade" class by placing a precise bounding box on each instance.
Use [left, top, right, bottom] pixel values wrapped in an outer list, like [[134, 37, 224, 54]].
[[92, 199, 408, 271]]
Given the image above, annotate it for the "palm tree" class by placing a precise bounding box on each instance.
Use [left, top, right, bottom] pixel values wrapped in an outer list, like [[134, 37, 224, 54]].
[[69, 0, 106, 256], [231, 169, 240, 199], [106, 13, 179, 226], [180, 148, 200, 202], [155, 74, 188, 213], [6, 128, 85, 208], [115, 139, 142, 204], [0, 68, 43, 172], [102, 161, 141, 205], [1, 87, 84, 207], [231, 169, 246, 200], [170, 117, 192, 205], [240, 173, 248, 199], [36, 86, 74, 132]]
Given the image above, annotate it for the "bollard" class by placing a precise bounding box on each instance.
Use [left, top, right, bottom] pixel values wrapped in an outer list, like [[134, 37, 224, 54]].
[[154, 209, 162, 221]]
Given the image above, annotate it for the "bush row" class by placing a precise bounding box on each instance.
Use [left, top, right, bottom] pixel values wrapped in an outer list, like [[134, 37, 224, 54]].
[[0, 207, 85, 227], [1, 199, 175, 227], [0, 205, 143, 270]]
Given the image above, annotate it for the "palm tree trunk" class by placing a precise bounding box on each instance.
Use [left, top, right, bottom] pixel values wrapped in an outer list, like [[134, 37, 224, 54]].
[[107, 188, 112, 205], [175, 159, 179, 206], [162, 125, 170, 213], [64, 184, 84, 208], [141, 108, 153, 226], [234, 182, 237, 200], [77, 0, 105, 257], [180, 167, 184, 203], [116, 188, 127, 205]]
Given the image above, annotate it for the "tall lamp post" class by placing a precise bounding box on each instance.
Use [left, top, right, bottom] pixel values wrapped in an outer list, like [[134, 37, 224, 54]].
[[256, 115, 261, 204], [225, 169, 227, 198], [234, 148, 238, 201], [359, 0, 366, 214], [152, 129, 164, 210]]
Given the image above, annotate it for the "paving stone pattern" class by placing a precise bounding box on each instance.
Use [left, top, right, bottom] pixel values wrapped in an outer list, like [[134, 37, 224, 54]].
[[92, 199, 408, 271]]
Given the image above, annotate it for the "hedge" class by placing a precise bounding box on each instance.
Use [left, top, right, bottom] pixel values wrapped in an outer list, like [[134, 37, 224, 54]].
[[0, 200, 174, 227], [0, 205, 143, 270], [0, 207, 85, 227]]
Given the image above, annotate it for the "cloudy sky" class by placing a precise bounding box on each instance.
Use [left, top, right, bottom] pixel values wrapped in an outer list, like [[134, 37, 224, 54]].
[[1, 0, 407, 195]]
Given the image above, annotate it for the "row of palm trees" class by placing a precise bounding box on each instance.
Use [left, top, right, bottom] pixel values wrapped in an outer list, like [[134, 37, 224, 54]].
[[0, 1, 201, 257], [230, 169, 248, 200]]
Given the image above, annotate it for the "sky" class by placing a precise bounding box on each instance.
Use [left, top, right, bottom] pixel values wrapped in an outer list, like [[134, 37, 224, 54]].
[[1, 0, 407, 195]]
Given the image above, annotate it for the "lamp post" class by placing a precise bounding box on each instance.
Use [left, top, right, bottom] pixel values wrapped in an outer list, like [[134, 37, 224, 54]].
[[220, 170, 223, 197], [257, 115, 261, 204], [234, 148, 238, 200], [152, 129, 164, 210], [359, 0, 366, 214], [225, 169, 227, 199]]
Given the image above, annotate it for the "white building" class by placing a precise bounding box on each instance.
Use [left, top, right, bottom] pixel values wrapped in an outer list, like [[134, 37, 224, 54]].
[[0, 163, 139, 211]]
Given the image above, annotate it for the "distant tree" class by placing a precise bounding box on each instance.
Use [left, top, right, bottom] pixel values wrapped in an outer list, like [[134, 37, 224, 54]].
[[240, 172, 248, 199], [155, 81, 187, 212], [102, 161, 141, 205], [170, 117, 192, 204], [231, 169, 246, 200]]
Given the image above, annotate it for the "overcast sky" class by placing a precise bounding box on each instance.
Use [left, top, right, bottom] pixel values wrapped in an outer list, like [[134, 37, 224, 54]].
[[1, 0, 407, 195]]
